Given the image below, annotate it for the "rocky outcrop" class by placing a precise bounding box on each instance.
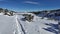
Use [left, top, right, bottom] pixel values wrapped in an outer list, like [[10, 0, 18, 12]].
[[0, 8, 15, 16]]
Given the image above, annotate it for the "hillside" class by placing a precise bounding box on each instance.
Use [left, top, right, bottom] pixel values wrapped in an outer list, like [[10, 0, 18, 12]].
[[31, 9, 60, 20], [0, 9, 59, 34]]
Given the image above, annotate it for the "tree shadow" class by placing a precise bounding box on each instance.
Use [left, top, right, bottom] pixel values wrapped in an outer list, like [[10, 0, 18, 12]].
[[21, 18, 26, 21], [43, 23, 58, 34]]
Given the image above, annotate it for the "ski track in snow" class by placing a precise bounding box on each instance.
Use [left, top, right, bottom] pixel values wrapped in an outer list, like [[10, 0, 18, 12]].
[[0, 13, 58, 34], [16, 14, 58, 34]]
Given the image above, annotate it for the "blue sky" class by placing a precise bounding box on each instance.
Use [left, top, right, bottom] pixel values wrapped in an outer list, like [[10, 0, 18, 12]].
[[0, 0, 60, 12]]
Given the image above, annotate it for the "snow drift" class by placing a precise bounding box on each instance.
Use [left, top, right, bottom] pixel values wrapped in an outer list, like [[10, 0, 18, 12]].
[[0, 13, 58, 34]]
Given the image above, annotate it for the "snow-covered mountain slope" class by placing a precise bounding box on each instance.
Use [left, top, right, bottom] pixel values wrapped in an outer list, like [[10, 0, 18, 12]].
[[0, 13, 4, 15], [16, 13, 58, 34], [0, 14, 24, 34], [0, 15, 16, 34], [0, 13, 58, 34]]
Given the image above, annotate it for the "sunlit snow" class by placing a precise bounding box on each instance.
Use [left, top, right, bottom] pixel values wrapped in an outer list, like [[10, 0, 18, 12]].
[[0, 13, 58, 34]]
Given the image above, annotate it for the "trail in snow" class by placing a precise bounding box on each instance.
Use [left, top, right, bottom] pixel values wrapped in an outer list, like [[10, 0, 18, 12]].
[[0, 13, 58, 34], [16, 14, 58, 34], [17, 18, 26, 34], [16, 15, 26, 34]]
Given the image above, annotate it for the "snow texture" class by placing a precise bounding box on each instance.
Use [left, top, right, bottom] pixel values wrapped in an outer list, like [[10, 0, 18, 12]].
[[0, 13, 58, 34]]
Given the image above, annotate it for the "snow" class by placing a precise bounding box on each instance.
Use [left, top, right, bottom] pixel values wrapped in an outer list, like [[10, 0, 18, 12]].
[[16, 13, 58, 34], [0, 13, 58, 34], [0, 13, 4, 15], [0, 15, 16, 34]]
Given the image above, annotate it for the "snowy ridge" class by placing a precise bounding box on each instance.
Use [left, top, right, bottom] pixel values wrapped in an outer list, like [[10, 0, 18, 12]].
[[16, 13, 58, 34], [0, 13, 58, 34]]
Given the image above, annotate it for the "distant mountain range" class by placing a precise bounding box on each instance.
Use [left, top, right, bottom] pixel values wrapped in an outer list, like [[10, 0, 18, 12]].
[[30, 9, 60, 20], [0, 8, 60, 20]]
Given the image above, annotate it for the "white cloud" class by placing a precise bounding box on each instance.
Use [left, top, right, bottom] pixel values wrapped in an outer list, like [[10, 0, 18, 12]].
[[23, 1, 39, 5]]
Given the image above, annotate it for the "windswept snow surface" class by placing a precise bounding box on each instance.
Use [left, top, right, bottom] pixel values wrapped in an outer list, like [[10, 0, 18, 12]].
[[0, 15, 23, 34], [16, 13, 58, 34], [0, 15, 16, 34], [0, 13, 58, 34]]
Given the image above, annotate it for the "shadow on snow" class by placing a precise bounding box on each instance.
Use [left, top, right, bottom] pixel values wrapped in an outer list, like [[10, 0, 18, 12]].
[[43, 23, 58, 34]]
